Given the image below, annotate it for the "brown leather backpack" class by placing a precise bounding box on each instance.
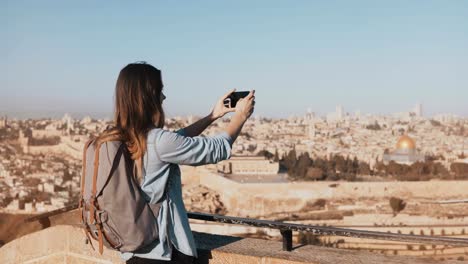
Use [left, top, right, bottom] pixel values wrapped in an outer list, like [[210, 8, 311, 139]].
[[79, 139, 163, 254]]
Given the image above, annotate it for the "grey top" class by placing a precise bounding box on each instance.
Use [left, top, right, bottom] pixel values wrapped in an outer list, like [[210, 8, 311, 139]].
[[121, 128, 232, 261]]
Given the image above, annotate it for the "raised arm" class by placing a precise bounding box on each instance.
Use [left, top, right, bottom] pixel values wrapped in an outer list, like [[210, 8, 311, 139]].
[[182, 89, 236, 137], [183, 89, 255, 143], [180, 114, 217, 138], [156, 90, 255, 166], [155, 129, 233, 166]]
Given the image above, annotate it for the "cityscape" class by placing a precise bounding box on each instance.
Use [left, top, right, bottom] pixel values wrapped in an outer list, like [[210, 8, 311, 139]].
[[3, 1, 468, 262], [1, 103, 467, 261]]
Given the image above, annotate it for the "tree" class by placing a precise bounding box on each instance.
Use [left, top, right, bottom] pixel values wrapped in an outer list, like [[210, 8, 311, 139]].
[[386, 161, 402, 176], [295, 153, 312, 178], [306, 167, 324, 181], [314, 157, 328, 172], [451, 163, 468, 179], [349, 157, 359, 174], [358, 161, 371, 175], [335, 155, 346, 173], [389, 197, 406, 216], [274, 149, 280, 162], [257, 150, 274, 159], [247, 144, 257, 153], [282, 148, 298, 177], [344, 173, 357, 181], [326, 170, 339, 181], [366, 122, 381, 130]]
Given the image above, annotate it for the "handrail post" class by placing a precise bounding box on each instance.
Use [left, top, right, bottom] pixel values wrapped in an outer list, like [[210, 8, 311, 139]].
[[280, 229, 293, 251]]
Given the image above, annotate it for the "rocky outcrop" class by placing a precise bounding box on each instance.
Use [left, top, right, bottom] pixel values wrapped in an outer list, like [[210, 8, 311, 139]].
[[183, 185, 227, 215]]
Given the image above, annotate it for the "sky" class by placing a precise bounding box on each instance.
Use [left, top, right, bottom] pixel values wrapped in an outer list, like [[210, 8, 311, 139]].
[[2, 0, 468, 119]]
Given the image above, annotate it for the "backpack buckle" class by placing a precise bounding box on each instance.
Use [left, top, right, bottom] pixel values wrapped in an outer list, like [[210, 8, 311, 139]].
[[96, 210, 108, 224]]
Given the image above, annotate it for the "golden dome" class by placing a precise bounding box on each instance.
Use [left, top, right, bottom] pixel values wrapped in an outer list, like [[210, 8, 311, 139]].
[[396, 135, 416, 150]]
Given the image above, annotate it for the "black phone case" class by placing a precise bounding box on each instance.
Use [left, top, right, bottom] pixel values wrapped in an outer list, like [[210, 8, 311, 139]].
[[224, 91, 250, 108]]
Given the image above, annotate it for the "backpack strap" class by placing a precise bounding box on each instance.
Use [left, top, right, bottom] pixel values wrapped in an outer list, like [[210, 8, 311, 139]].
[[97, 224, 104, 254], [96, 143, 126, 197], [80, 138, 98, 253], [82, 226, 96, 251], [79, 138, 95, 208], [89, 141, 102, 223], [89, 141, 105, 254]]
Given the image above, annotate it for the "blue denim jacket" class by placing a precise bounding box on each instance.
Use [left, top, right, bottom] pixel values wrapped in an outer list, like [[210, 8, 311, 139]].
[[121, 128, 232, 261]]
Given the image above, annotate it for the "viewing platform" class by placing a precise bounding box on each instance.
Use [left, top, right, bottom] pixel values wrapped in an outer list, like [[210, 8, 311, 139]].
[[1, 207, 466, 264], [1, 225, 458, 264]]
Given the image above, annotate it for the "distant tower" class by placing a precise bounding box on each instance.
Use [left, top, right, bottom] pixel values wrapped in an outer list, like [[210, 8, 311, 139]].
[[308, 121, 316, 139], [414, 103, 423, 117], [0, 116, 5, 128], [336, 105, 344, 120], [305, 108, 315, 121], [62, 113, 73, 135], [18, 130, 25, 141], [18, 130, 29, 153], [81, 116, 92, 125], [67, 117, 73, 135]]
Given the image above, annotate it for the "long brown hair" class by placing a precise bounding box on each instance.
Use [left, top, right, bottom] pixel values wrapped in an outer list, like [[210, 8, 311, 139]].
[[97, 62, 165, 182]]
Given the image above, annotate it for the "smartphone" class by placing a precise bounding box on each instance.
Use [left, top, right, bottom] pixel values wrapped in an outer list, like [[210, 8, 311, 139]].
[[224, 91, 250, 108]]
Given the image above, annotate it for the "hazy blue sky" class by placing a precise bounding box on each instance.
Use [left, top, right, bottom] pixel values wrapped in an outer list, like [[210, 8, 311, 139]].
[[2, 1, 467, 119]]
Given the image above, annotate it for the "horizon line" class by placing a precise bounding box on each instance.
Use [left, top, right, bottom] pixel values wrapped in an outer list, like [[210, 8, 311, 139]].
[[1, 111, 467, 121]]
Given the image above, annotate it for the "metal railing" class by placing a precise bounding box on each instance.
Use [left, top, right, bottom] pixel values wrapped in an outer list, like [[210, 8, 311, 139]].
[[188, 212, 468, 250], [25, 203, 468, 252]]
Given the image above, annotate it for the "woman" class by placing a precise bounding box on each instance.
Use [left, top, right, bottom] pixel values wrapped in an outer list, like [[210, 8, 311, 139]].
[[98, 62, 255, 263]]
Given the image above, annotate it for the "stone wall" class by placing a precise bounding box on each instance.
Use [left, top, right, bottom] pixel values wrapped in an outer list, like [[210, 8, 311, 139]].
[[195, 170, 468, 216], [0, 225, 123, 264], [216, 156, 279, 175], [0, 225, 453, 264]]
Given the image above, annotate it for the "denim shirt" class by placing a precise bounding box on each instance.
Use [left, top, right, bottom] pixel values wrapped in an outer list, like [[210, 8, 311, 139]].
[[121, 128, 232, 261]]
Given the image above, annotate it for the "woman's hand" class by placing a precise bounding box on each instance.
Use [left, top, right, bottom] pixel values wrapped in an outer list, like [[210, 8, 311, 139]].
[[235, 90, 255, 121], [210, 89, 237, 120], [223, 90, 255, 143]]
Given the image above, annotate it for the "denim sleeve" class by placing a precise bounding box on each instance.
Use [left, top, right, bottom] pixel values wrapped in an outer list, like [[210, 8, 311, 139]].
[[154, 129, 232, 166]]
